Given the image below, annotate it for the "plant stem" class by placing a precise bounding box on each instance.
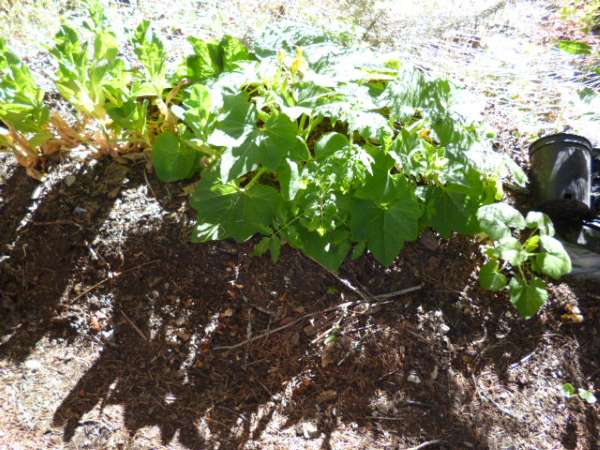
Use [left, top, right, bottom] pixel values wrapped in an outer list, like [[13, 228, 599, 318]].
[[244, 167, 267, 190]]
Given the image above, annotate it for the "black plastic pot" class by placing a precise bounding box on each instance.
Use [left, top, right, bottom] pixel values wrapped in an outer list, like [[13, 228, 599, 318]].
[[529, 133, 594, 221]]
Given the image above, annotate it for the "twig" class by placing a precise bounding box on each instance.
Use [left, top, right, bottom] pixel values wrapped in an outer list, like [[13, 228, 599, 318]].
[[32, 220, 83, 230], [143, 167, 158, 198], [305, 255, 373, 303], [240, 293, 277, 316], [121, 310, 148, 342], [472, 375, 520, 420], [401, 440, 446, 450], [374, 285, 423, 300], [214, 284, 422, 351], [70, 260, 159, 302]]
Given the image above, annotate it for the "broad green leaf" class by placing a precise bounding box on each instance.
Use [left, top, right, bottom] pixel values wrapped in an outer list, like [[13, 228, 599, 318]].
[[533, 236, 572, 280], [186, 37, 222, 81], [152, 131, 198, 182], [219, 132, 262, 181], [315, 132, 349, 160], [347, 111, 392, 142], [354, 150, 397, 203], [558, 40, 592, 55], [525, 211, 555, 236], [350, 180, 422, 266], [477, 203, 526, 240], [497, 236, 529, 266], [479, 261, 508, 292], [191, 177, 281, 241], [220, 35, 252, 71], [509, 276, 548, 319], [351, 241, 367, 260], [252, 236, 271, 256], [260, 114, 310, 170], [295, 227, 351, 271], [209, 92, 257, 147], [427, 187, 481, 238], [279, 159, 303, 201]]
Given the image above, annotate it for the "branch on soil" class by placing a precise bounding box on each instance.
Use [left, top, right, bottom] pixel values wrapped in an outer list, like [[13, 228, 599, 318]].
[[213, 284, 422, 351]]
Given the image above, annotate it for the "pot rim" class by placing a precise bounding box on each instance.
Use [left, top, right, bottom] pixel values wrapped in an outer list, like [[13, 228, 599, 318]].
[[530, 133, 592, 155]]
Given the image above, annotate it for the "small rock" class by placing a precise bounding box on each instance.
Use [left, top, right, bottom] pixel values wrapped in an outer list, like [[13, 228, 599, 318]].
[[101, 329, 114, 342], [24, 359, 42, 371], [407, 371, 421, 384], [439, 324, 450, 334], [431, 365, 439, 381], [302, 421, 320, 439], [64, 175, 76, 186]]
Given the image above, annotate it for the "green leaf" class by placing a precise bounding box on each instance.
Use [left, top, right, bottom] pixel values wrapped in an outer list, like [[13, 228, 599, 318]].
[[181, 84, 213, 138], [477, 203, 526, 240], [219, 132, 262, 181], [525, 211, 555, 236], [351, 241, 367, 260], [578, 389, 597, 404], [315, 132, 349, 160], [562, 383, 576, 398], [270, 234, 282, 263], [533, 236, 572, 280], [280, 159, 303, 201], [191, 223, 223, 243], [132, 20, 168, 94], [427, 187, 481, 238], [497, 236, 529, 266], [252, 236, 271, 256], [509, 276, 548, 319], [260, 113, 310, 170], [479, 261, 508, 292], [295, 227, 351, 271], [0, 39, 49, 134], [524, 235, 541, 252], [350, 180, 423, 266], [209, 92, 257, 147], [185, 37, 222, 82], [558, 40, 592, 55], [191, 176, 281, 241], [220, 35, 252, 71], [347, 111, 392, 142], [152, 131, 198, 182]]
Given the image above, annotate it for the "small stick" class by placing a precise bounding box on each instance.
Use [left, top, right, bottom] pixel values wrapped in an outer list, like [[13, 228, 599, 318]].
[[121, 310, 148, 342], [70, 260, 159, 303], [305, 255, 373, 303], [214, 284, 422, 351], [143, 167, 158, 198], [401, 440, 446, 450], [373, 285, 423, 300], [32, 220, 83, 230]]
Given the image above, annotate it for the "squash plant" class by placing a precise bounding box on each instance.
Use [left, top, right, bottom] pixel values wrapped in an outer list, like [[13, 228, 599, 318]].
[[0, 3, 572, 318]]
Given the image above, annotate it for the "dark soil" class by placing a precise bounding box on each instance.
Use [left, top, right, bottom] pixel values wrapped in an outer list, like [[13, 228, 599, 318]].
[[1, 152, 599, 450]]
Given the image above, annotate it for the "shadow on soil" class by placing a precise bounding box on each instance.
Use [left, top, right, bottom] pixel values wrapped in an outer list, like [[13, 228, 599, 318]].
[[0, 159, 128, 361], [1, 161, 599, 449]]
